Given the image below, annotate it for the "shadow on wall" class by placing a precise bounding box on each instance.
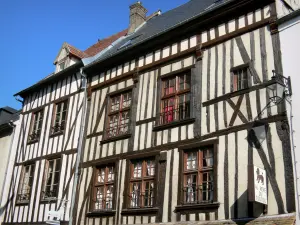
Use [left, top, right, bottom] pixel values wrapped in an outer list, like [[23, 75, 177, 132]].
[[230, 190, 264, 219]]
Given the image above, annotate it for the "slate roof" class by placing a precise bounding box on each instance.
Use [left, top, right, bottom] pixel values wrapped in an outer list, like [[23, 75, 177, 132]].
[[15, 0, 234, 97], [83, 0, 232, 67], [0, 107, 19, 126]]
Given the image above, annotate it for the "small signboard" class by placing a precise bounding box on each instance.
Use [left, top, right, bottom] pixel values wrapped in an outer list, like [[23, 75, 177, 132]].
[[46, 210, 61, 225], [248, 165, 268, 205]]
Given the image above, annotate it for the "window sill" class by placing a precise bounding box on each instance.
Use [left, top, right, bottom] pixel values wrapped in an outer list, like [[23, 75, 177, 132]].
[[86, 210, 116, 217], [16, 201, 30, 206], [121, 207, 159, 215], [153, 118, 195, 132], [175, 202, 220, 213], [49, 130, 64, 138], [40, 199, 57, 204], [27, 139, 39, 145], [100, 133, 131, 145]]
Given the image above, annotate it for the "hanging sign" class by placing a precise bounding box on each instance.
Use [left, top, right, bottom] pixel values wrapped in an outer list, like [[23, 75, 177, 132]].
[[248, 165, 268, 205]]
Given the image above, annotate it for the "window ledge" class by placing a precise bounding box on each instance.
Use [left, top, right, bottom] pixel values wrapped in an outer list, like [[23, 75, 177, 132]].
[[121, 207, 159, 215], [27, 139, 39, 145], [49, 130, 64, 138], [153, 118, 195, 132], [175, 202, 220, 212], [40, 199, 57, 204], [86, 210, 116, 217], [100, 133, 131, 145], [16, 201, 30, 206]]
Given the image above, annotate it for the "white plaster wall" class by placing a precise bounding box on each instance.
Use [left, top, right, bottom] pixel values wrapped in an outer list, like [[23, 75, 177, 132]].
[[0, 118, 20, 223], [279, 14, 300, 222], [0, 134, 13, 198]]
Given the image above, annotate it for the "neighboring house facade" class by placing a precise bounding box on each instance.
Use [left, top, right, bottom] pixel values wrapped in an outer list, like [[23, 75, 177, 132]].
[[0, 107, 19, 223], [277, 5, 300, 225], [1, 0, 299, 225], [75, 0, 296, 225], [0, 30, 126, 224]]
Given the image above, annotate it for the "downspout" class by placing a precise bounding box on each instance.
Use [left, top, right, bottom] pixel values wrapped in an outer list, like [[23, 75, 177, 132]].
[[68, 68, 87, 225], [0, 121, 16, 218]]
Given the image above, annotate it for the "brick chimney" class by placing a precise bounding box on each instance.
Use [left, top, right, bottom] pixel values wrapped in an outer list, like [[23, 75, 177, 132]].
[[129, 1, 147, 34]]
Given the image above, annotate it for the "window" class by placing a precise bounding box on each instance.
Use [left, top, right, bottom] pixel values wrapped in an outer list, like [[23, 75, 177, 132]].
[[42, 158, 61, 200], [233, 67, 249, 91], [160, 72, 191, 125], [58, 61, 65, 71], [52, 100, 68, 134], [17, 164, 35, 203], [128, 159, 155, 208], [106, 92, 131, 138], [183, 147, 214, 204], [92, 165, 115, 211], [28, 109, 44, 142]]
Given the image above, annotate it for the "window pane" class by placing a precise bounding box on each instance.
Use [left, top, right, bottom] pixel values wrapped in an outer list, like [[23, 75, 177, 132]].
[[98, 168, 105, 183], [184, 174, 197, 203], [146, 160, 155, 176], [130, 182, 141, 207], [164, 78, 175, 96], [108, 166, 114, 181], [106, 185, 114, 209], [133, 162, 142, 178], [95, 186, 104, 210], [123, 92, 132, 108], [186, 152, 197, 170], [111, 96, 120, 112], [202, 149, 213, 168], [144, 181, 154, 207]]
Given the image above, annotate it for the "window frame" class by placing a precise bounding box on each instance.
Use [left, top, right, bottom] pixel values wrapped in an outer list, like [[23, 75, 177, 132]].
[[28, 109, 44, 143], [177, 140, 219, 211], [231, 63, 252, 92], [90, 164, 117, 212], [105, 91, 132, 140], [17, 163, 35, 204], [122, 155, 159, 211], [159, 71, 191, 126], [41, 158, 61, 201], [128, 158, 156, 209], [51, 99, 68, 136], [153, 66, 196, 132]]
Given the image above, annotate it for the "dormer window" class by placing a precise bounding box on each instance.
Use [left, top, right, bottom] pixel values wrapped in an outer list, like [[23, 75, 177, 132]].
[[58, 61, 65, 72]]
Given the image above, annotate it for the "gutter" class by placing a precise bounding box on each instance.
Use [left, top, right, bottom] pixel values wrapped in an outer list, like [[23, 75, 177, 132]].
[[277, 8, 300, 25], [82, 0, 246, 72], [68, 68, 88, 225], [14, 61, 83, 98]]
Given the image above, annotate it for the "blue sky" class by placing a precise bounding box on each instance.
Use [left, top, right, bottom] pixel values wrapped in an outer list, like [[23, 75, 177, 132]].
[[0, 0, 188, 110]]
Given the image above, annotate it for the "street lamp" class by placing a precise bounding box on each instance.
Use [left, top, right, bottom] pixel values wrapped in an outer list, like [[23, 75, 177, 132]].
[[267, 70, 292, 104]]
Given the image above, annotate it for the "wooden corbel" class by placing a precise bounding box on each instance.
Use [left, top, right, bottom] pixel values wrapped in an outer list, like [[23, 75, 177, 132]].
[[195, 43, 204, 61], [87, 84, 92, 101], [133, 67, 139, 84], [269, 17, 279, 34]]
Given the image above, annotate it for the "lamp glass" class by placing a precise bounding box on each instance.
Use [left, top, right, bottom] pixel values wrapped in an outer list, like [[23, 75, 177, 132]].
[[268, 81, 285, 103]]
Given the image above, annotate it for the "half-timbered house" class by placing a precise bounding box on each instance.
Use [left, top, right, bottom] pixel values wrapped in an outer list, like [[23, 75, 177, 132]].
[[75, 0, 296, 225], [0, 33, 129, 225]]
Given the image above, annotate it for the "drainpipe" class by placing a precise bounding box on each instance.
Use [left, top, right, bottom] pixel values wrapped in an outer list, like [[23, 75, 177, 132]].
[[0, 121, 16, 222], [68, 68, 88, 225]]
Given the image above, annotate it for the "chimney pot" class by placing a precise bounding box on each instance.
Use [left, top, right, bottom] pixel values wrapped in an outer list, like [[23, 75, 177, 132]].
[[129, 1, 147, 34]]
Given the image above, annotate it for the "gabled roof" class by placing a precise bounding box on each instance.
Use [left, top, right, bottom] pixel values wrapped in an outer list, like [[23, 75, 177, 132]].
[[83, 0, 231, 68], [84, 29, 128, 57], [66, 43, 88, 59]]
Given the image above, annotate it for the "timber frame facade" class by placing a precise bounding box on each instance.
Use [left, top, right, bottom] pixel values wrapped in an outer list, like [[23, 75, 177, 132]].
[[77, 0, 295, 224], [1, 0, 298, 225]]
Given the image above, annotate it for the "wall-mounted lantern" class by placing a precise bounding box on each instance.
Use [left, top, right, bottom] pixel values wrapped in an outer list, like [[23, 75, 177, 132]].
[[267, 70, 292, 104]]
